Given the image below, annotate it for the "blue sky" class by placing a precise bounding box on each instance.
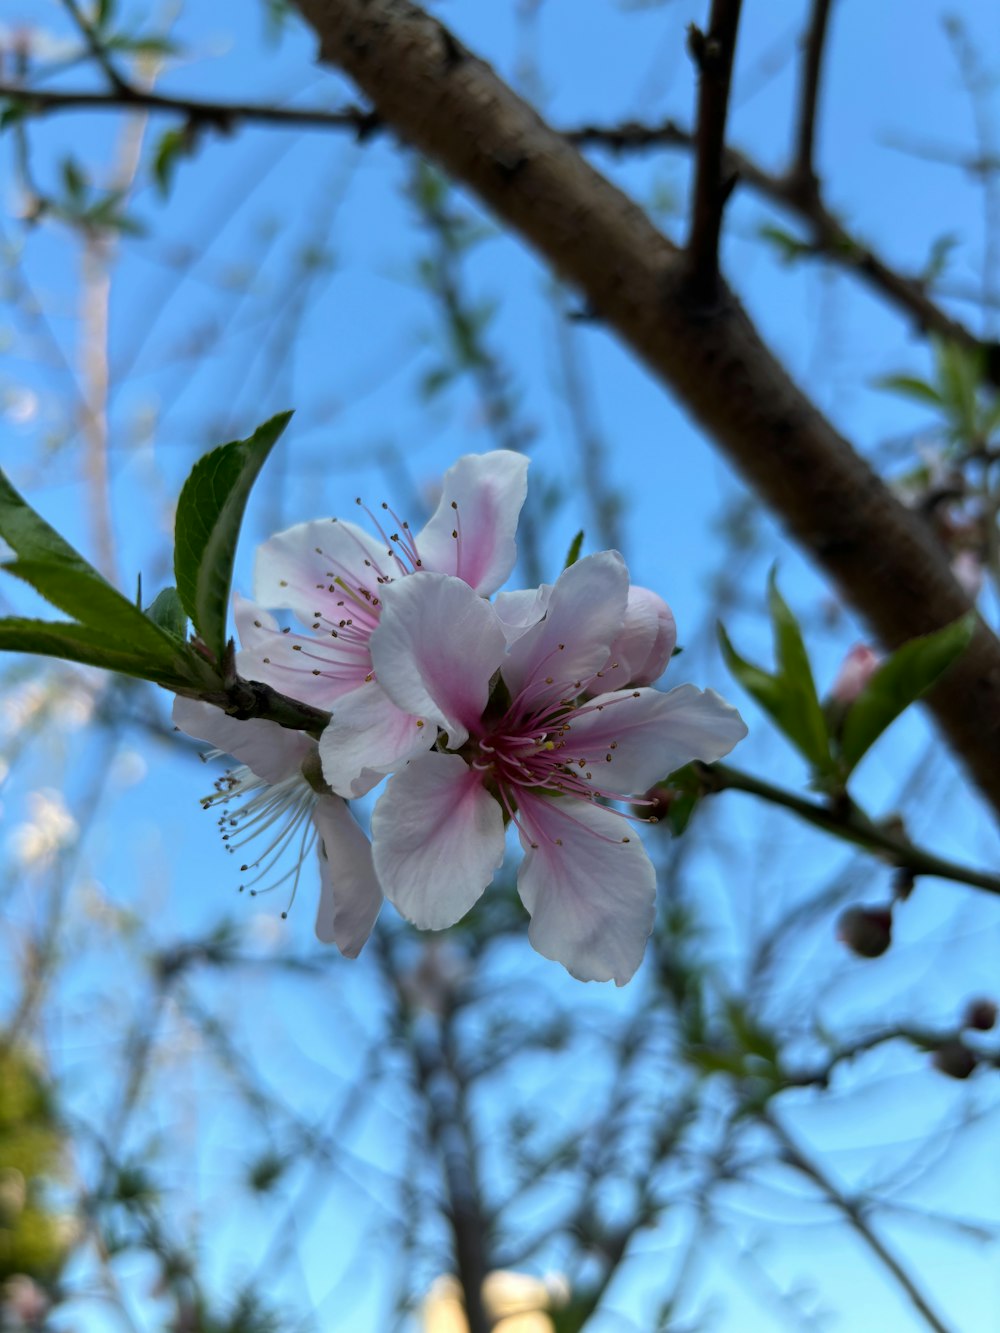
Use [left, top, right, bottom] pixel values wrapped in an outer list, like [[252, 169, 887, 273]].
[[2, 1, 1000, 1329]]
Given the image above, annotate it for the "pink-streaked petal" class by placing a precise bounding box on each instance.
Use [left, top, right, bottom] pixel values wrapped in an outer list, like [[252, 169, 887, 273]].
[[234, 595, 369, 706], [319, 680, 432, 798], [594, 586, 677, 692], [493, 584, 552, 645], [254, 518, 394, 621], [515, 792, 655, 986], [563, 684, 748, 794], [415, 451, 529, 595], [372, 754, 505, 930], [370, 572, 505, 747], [312, 796, 382, 957], [172, 696, 310, 784], [502, 552, 629, 710]]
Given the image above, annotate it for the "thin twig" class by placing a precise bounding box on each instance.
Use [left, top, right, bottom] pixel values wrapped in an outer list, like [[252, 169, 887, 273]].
[[0, 80, 377, 133], [686, 0, 744, 299], [764, 1113, 955, 1333], [694, 760, 1000, 898], [792, 0, 834, 189]]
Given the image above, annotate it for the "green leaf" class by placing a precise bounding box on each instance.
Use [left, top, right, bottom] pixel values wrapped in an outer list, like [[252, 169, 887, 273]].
[[61, 157, 87, 203], [758, 223, 813, 265], [0, 617, 195, 687], [874, 374, 943, 408], [718, 621, 831, 774], [173, 412, 292, 662], [839, 614, 976, 774], [0, 471, 182, 661], [144, 586, 187, 638], [563, 529, 584, 569], [152, 126, 193, 197], [767, 571, 832, 772]]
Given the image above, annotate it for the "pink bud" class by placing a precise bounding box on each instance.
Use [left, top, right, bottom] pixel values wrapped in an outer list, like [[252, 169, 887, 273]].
[[597, 586, 677, 692], [962, 998, 997, 1032], [932, 1039, 977, 1080], [830, 644, 880, 705], [836, 905, 892, 958]]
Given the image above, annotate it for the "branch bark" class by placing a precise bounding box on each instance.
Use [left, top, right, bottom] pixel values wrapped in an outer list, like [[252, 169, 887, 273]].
[[289, 0, 1000, 817]]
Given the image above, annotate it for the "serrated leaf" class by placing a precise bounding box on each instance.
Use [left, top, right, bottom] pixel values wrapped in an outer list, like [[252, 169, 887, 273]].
[[173, 412, 292, 662], [563, 529, 584, 569], [144, 586, 187, 638], [767, 571, 832, 772], [874, 374, 943, 408], [839, 614, 976, 774]]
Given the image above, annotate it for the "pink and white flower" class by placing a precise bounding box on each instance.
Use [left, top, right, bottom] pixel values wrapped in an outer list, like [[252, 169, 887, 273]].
[[236, 450, 529, 796], [173, 697, 382, 957], [355, 553, 747, 985]]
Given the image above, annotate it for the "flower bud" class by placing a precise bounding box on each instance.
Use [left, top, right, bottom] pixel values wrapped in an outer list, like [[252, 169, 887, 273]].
[[829, 644, 880, 705], [932, 1039, 978, 1080], [836, 905, 892, 959], [962, 998, 998, 1032], [597, 586, 677, 692]]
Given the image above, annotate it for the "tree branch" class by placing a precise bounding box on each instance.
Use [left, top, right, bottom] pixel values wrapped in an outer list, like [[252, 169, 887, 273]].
[[693, 761, 1000, 897], [288, 0, 1000, 816], [765, 1113, 955, 1333], [8, 79, 998, 379], [0, 81, 378, 135], [792, 0, 834, 189], [566, 117, 1000, 382], [686, 0, 744, 299]]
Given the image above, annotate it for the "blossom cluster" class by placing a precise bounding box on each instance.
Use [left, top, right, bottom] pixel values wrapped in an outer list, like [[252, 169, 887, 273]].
[[176, 452, 747, 985]]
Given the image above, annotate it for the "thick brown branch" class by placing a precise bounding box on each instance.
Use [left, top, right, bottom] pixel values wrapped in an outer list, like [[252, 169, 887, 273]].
[[792, 0, 834, 189], [686, 0, 744, 299], [288, 0, 1000, 815]]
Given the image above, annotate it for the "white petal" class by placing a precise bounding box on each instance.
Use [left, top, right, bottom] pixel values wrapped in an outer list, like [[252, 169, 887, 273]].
[[319, 680, 432, 798], [254, 518, 394, 620], [502, 552, 629, 709], [515, 793, 655, 986], [493, 584, 552, 645], [595, 585, 677, 692], [560, 684, 747, 795], [234, 596, 368, 706], [372, 754, 505, 930], [370, 572, 505, 748], [172, 696, 310, 785], [313, 796, 382, 957], [416, 450, 529, 595]]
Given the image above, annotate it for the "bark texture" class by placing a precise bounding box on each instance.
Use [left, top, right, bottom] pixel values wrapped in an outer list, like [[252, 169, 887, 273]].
[[292, 0, 1000, 819]]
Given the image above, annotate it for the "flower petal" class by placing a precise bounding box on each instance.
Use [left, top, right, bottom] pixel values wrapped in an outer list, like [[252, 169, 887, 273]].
[[562, 684, 747, 795], [370, 572, 505, 747], [594, 585, 677, 692], [515, 792, 655, 986], [371, 753, 505, 930], [254, 517, 393, 621], [172, 696, 310, 785], [502, 551, 629, 709], [493, 584, 552, 645], [416, 450, 529, 595], [234, 596, 369, 706], [319, 680, 431, 798], [312, 796, 382, 957]]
